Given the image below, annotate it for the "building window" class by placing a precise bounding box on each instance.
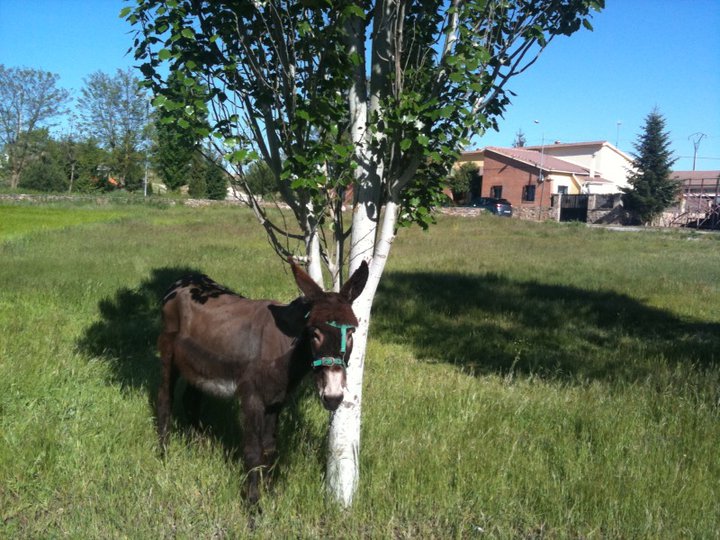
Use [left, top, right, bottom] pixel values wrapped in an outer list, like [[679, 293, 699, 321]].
[[490, 185, 503, 199], [522, 184, 536, 202], [557, 185, 569, 195]]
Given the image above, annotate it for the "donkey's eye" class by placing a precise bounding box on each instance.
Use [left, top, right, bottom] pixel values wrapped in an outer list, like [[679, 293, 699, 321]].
[[312, 328, 324, 345]]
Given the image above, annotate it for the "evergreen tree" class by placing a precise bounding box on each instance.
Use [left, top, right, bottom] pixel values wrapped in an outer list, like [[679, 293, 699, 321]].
[[187, 153, 208, 198], [154, 118, 194, 190], [243, 160, 278, 197], [512, 129, 527, 147], [152, 72, 209, 190], [205, 155, 228, 200], [621, 109, 679, 225]]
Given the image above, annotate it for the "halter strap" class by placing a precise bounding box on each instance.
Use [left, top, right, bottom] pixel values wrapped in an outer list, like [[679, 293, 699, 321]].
[[312, 357, 346, 368], [312, 321, 356, 369], [326, 321, 355, 354]]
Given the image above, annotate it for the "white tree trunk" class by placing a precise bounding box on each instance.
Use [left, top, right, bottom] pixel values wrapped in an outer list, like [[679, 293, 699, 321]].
[[306, 226, 323, 285], [326, 3, 400, 507], [325, 293, 370, 505], [326, 203, 398, 506]]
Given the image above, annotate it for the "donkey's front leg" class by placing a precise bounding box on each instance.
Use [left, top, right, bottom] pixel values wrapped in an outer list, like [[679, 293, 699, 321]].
[[261, 404, 281, 469], [157, 333, 178, 455], [241, 394, 266, 505]]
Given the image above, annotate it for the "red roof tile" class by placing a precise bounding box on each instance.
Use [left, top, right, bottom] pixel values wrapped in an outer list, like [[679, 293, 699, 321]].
[[486, 147, 590, 175]]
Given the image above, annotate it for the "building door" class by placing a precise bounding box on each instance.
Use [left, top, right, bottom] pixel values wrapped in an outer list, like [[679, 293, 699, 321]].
[[559, 194, 589, 222], [469, 172, 483, 200]]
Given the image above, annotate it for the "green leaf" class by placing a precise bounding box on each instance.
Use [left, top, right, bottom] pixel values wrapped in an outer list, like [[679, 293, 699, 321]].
[[349, 52, 362, 66], [181, 28, 195, 40], [333, 144, 352, 158], [342, 4, 365, 18], [158, 49, 172, 61], [445, 55, 461, 67], [400, 139, 412, 151], [195, 126, 210, 138], [229, 149, 248, 163], [119, 6, 132, 19], [298, 21, 311, 35]]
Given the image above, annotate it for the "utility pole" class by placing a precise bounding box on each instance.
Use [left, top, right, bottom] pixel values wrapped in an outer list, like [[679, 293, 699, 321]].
[[689, 132, 706, 171], [534, 120, 545, 182], [534, 120, 546, 218]]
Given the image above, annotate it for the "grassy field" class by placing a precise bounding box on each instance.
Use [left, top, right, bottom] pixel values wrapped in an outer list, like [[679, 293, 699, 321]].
[[1, 201, 719, 538]]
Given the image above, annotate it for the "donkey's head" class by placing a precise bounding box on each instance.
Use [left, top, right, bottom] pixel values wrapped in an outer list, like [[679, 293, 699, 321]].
[[290, 259, 368, 411]]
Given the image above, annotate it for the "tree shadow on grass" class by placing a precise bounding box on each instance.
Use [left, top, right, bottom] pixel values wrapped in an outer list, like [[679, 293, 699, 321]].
[[77, 267, 322, 473], [372, 271, 720, 383]]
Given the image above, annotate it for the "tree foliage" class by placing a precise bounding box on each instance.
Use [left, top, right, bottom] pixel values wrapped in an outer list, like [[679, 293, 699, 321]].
[[77, 68, 151, 188], [448, 162, 480, 202], [0, 65, 70, 188], [513, 128, 527, 147], [242, 160, 278, 197], [17, 130, 67, 192], [621, 108, 679, 225], [152, 71, 212, 190], [154, 116, 194, 190], [126, 0, 604, 277]]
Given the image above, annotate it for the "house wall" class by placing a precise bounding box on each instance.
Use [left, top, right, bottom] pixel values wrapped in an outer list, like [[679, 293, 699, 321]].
[[539, 143, 632, 192], [483, 153, 559, 209], [549, 174, 582, 196]]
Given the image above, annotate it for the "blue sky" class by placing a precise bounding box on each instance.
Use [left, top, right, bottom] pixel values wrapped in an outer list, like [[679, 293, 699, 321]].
[[1, 0, 718, 171]]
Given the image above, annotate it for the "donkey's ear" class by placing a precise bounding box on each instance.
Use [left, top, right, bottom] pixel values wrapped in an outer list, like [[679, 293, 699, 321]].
[[289, 257, 324, 299], [269, 298, 311, 338], [340, 260, 369, 304]]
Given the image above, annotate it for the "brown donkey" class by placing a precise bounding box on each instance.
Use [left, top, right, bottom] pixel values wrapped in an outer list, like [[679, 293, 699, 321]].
[[157, 259, 368, 504]]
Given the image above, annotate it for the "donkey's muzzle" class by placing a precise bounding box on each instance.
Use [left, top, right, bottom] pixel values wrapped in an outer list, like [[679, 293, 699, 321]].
[[322, 393, 344, 411]]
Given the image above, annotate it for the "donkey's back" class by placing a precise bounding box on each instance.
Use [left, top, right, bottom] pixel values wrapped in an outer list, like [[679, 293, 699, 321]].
[[158, 274, 293, 398]]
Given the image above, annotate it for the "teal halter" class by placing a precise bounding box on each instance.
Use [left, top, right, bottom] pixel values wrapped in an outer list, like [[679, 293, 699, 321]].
[[311, 321, 356, 369]]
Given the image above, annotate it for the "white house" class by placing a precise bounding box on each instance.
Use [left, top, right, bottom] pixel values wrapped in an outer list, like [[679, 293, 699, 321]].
[[524, 140, 634, 194]]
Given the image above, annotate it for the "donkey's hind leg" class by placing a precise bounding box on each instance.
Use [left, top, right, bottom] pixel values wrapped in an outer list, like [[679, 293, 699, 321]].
[[182, 383, 203, 427], [157, 333, 179, 455]]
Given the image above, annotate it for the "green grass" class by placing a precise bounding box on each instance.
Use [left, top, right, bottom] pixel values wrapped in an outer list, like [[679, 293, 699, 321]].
[[1, 202, 719, 538], [0, 204, 136, 240]]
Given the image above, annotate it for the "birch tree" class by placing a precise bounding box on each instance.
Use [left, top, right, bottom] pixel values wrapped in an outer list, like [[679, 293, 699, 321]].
[[127, 0, 603, 506]]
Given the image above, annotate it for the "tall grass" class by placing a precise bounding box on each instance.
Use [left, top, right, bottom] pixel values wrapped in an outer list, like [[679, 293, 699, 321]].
[[1, 202, 718, 538]]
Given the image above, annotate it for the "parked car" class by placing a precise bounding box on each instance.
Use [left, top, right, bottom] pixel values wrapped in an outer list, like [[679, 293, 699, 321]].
[[469, 197, 513, 217]]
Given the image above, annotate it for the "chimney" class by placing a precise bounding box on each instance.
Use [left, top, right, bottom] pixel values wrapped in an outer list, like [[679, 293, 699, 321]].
[[589, 151, 597, 178]]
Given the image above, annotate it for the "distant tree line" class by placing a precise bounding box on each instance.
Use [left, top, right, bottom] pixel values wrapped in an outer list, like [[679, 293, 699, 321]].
[[0, 64, 238, 199]]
